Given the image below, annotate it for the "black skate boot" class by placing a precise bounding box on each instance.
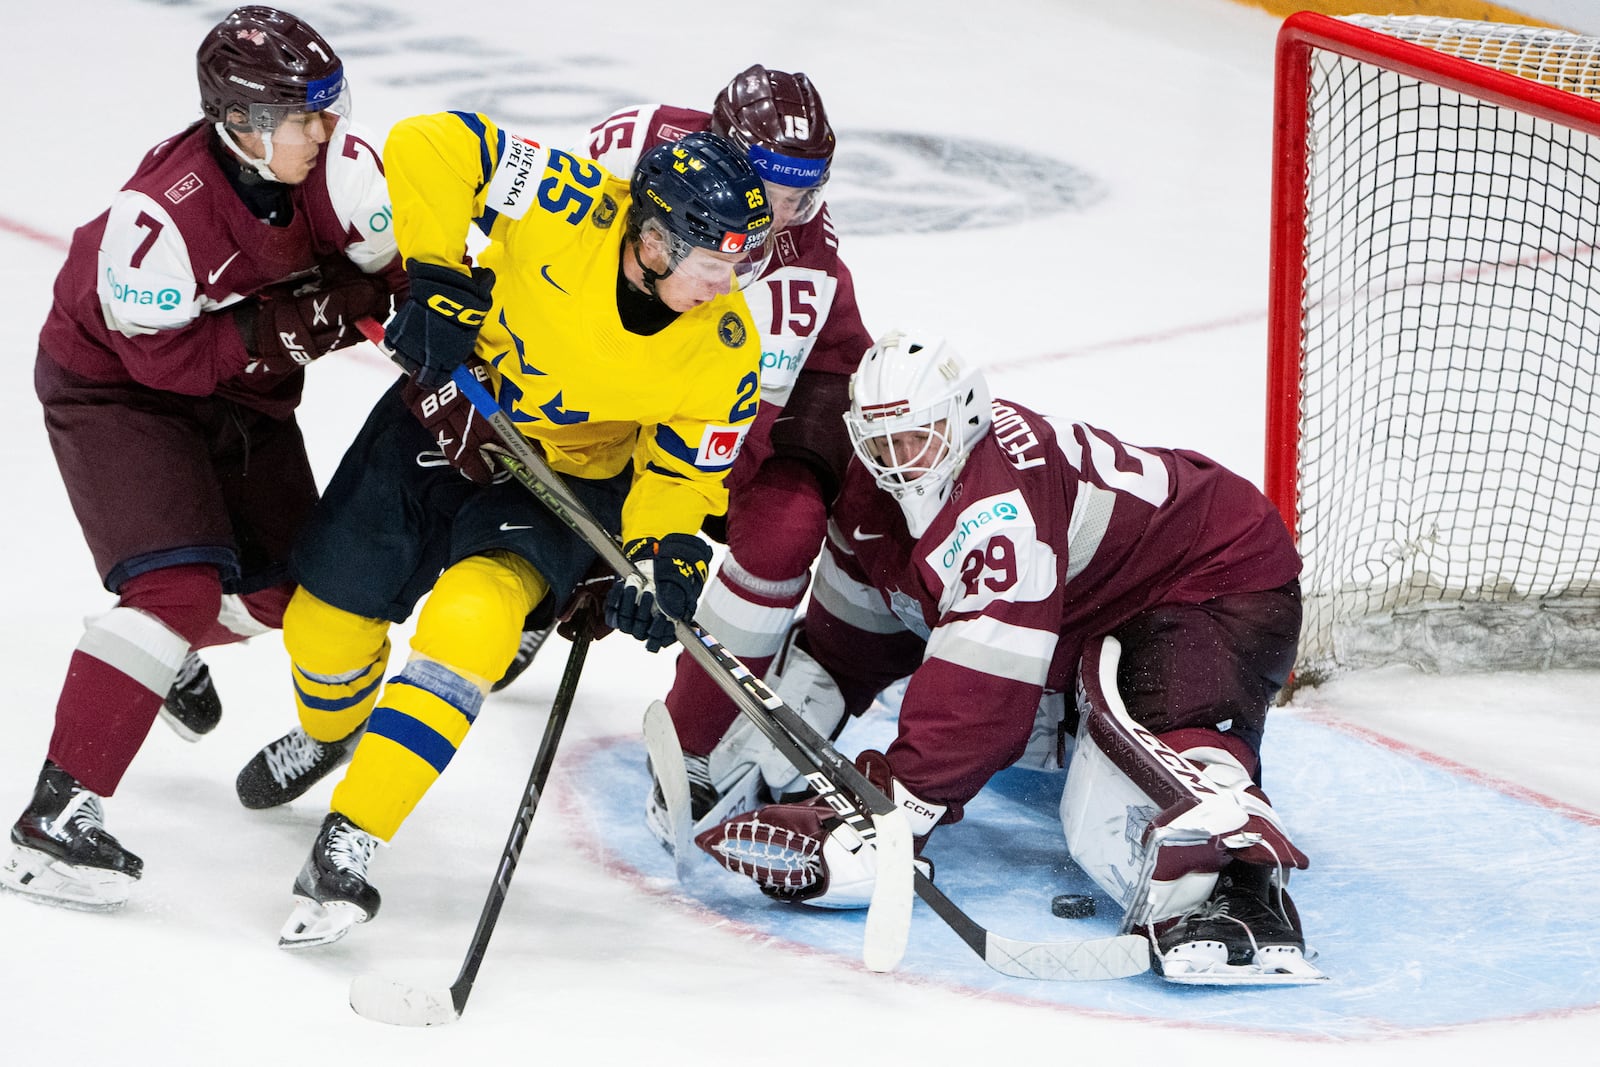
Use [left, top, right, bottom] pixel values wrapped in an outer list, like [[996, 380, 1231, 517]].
[[491, 623, 555, 692], [1154, 861, 1323, 983], [160, 652, 222, 742], [235, 725, 362, 810], [278, 812, 382, 949], [1, 761, 143, 910], [645, 750, 719, 852]]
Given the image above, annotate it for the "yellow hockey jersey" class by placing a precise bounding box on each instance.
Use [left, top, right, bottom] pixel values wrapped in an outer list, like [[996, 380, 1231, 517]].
[[383, 111, 761, 544]]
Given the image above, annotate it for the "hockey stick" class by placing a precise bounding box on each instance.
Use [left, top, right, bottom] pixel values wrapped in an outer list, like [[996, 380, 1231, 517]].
[[355, 320, 1148, 980], [348, 618, 595, 1026], [478, 385, 1147, 981]]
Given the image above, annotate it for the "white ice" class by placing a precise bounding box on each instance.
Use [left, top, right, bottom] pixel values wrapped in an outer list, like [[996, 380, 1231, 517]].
[[2, 1, 1597, 1063]]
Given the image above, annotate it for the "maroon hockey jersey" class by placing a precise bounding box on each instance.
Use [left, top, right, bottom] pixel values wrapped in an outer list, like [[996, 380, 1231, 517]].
[[39, 119, 400, 419], [813, 400, 1302, 818]]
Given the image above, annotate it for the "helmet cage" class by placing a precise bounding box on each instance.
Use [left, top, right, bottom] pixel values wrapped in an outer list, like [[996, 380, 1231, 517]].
[[845, 333, 993, 535]]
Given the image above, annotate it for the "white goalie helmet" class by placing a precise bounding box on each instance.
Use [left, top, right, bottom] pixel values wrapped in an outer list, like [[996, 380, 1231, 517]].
[[845, 331, 993, 536]]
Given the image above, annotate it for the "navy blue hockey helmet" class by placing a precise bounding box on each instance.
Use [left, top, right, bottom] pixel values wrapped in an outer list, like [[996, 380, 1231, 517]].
[[629, 131, 774, 258]]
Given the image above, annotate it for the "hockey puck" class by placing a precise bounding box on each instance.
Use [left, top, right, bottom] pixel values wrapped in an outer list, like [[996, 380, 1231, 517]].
[[1051, 893, 1096, 919]]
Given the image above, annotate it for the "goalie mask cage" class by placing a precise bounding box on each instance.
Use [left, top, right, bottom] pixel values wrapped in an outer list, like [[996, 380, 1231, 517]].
[[1267, 12, 1600, 682]]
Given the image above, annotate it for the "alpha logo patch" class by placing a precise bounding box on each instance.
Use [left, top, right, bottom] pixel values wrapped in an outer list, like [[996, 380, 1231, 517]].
[[718, 312, 747, 348]]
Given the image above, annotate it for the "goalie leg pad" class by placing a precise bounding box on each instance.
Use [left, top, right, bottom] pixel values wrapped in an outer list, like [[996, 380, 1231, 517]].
[[706, 627, 847, 800], [1062, 635, 1253, 927]]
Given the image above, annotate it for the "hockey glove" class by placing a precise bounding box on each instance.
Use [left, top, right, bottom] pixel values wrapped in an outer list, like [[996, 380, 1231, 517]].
[[401, 358, 508, 485], [239, 257, 394, 375], [695, 749, 944, 908], [605, 534, 713, 653], [386, 258, 496, 389]]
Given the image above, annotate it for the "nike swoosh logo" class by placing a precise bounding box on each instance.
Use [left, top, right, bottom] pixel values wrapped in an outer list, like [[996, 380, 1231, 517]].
[[207, 250, 242, 285], [499, 522, 534, 531], [853, 526, 885, 541], [539, 264, 567, 293]]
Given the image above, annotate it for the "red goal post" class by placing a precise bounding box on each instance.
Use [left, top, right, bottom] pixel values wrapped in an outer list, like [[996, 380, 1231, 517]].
[[1266, 12, 1600, 682]]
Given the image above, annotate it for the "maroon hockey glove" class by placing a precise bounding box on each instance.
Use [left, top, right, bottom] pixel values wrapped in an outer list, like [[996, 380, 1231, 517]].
[[239, 257, 394, 374], [695, 749, 943, 907], [401, 358, 508, 486], [604, 534, 713, 652], [555, 566, 618, 643]]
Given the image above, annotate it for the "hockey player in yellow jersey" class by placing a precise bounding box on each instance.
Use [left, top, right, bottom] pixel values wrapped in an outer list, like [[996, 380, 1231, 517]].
[[234, 114, 773, 948]]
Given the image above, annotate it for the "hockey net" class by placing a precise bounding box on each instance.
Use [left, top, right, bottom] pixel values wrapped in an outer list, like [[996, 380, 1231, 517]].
[[1268, 13, 1600, 683]]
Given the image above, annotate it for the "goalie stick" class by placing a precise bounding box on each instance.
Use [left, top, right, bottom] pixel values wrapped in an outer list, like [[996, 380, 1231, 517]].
[[348, 615, 595, 1027], [356, 320, 1148, 981]]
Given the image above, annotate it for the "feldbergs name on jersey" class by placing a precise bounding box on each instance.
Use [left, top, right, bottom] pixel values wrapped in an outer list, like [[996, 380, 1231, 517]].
[[925, 489, 1058, 615], [992, 400, 1047, 471]]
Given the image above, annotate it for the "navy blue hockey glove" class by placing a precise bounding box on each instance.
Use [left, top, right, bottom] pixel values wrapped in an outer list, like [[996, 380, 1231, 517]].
[[386, 258, 495, 389], [605, 534, 713, 653], [400, 357, 508, 486]]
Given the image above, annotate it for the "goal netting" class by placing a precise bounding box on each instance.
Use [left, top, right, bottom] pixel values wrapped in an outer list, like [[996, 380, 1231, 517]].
[[1267, 13, 1600, 682]]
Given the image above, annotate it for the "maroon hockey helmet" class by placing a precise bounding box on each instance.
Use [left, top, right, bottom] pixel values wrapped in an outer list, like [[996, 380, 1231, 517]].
[[197, 6, 347, 132], [712, 65, 834, 226]]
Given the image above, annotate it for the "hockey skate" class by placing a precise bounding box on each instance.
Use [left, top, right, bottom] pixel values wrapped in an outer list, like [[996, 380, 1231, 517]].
[[1153, 862, 1327, 985], [642, 700, 765, 880], [1, 761, 143, 911], [491, 623, 554, 692], [278, 812, 382, 949], [235, 724, 362, 809], [159, 651, 222, 742]]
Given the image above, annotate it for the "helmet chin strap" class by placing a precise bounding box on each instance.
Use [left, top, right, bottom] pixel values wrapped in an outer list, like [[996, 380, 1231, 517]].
[[629, 235, 675, 298], [215, 122, 281, 183]]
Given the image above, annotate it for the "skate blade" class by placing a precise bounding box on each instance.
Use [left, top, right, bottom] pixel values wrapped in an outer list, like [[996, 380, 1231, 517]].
[[278, 895, 369, 949], [158, 706, 205, 744], [0, 845, 135, 912], [1159, 943, 1329, 985]]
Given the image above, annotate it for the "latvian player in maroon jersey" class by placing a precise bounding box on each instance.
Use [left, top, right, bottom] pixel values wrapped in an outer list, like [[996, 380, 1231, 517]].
[[679, 331, 1325, 984], [3, 7, 403, 913]]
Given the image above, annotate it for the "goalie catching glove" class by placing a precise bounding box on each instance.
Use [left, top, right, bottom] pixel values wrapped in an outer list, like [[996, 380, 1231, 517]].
[[605, 534, 713, 652], [696, 749, 944, 908], [401, 358, 508, 485], [238, 257, 394, 375], [386, 259, 495, 389]]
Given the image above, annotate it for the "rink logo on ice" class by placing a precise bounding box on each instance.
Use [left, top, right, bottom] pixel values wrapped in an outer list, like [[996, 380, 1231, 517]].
[[163, 172, 203, 205]]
